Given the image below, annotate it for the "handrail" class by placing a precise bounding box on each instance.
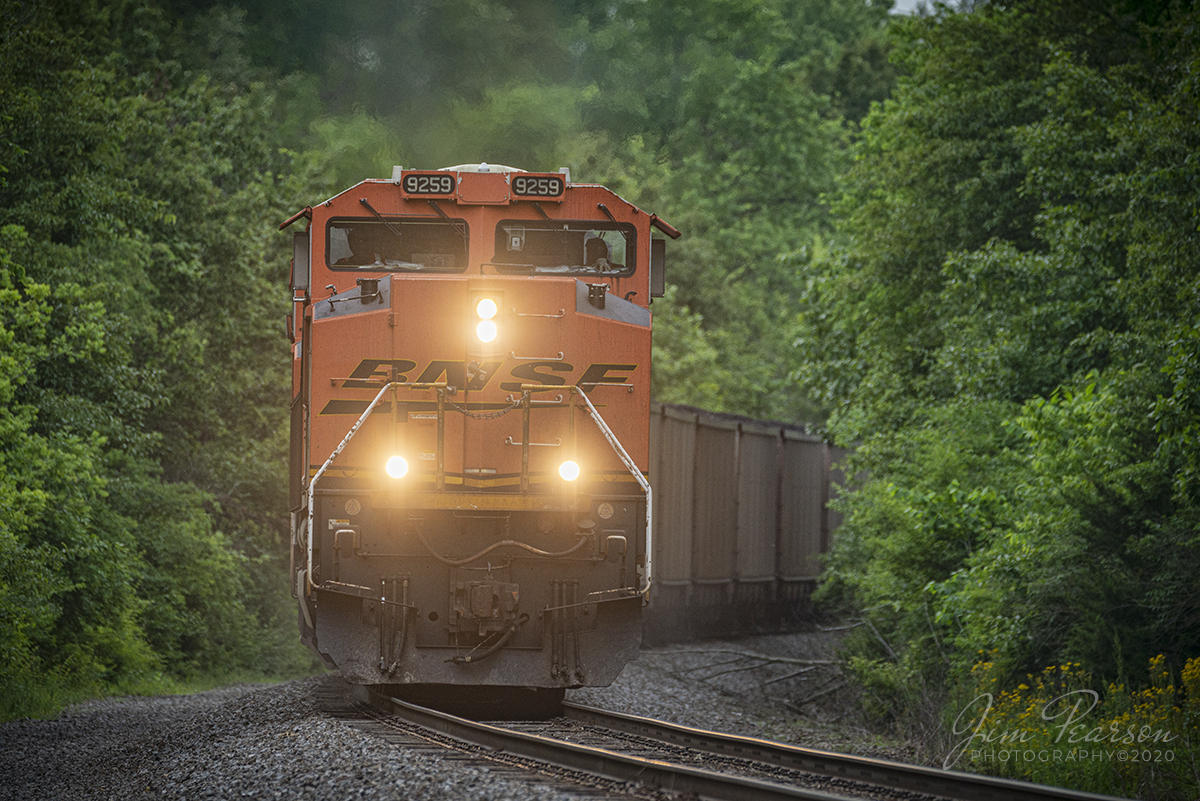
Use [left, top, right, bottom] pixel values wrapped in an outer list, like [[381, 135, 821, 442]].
[[505, 436, 562, 446], [510, 351, 564, 361], [328, 379, 449, 389], [306, 381, 407, 593], [570, 386, 653, 598], [304, 379, 653, 599]]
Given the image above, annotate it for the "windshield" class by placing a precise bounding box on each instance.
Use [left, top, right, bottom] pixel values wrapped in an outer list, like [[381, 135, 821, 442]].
[[327, 218, 468, 272], [491, 220, 635, 276]]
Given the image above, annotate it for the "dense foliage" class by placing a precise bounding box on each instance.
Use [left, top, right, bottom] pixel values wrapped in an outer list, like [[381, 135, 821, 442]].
[[0, 0, 320, 714], [799, 1, 1200, 793], [225, 0, 897, 421], [6, 1, 1195, 795], [0, 0, 894, 717]]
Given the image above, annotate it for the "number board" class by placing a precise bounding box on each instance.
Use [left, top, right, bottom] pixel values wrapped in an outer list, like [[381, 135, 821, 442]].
[[401, 172, 457, 197], [511, 173, 566, 200]]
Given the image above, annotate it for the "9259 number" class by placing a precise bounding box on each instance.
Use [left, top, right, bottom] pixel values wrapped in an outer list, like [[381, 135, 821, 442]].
[[512, 175, 564, 197], [403, 174, 456, 195]]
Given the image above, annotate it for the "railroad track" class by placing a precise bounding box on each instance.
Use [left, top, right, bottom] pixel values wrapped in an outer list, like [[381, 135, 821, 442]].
[[346, 684, 1129, 801]]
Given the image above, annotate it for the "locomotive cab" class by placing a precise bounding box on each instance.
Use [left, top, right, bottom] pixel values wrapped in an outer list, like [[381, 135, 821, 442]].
[[282, 164, 679, 699]]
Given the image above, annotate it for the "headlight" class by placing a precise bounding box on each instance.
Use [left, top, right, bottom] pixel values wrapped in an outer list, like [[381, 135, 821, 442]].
[[559, 460, 580, 481], [385, 455, 409, 478], [469, 292, 503, 355], [476, 319, 498, 342], [476, 298, 498, 319]]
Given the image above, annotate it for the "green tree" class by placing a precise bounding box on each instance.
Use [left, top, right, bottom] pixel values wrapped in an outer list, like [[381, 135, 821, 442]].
[[0, 224, 158, 714], [163, 0, 895, 421], [573, 0, 893, 421], [0, 0, 317, 715], [808, 2, 1200, 766]]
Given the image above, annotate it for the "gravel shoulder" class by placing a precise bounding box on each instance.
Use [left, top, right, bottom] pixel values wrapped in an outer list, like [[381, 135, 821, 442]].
[[0, 678, 580, 801], [0, 630, 914, 800], [570, 628, 917, 764]]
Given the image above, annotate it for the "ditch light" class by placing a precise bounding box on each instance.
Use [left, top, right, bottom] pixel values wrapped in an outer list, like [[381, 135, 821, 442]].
[[385, 455, 409, 479]]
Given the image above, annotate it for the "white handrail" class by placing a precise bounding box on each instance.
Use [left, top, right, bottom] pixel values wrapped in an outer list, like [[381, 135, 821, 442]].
[[306, 382, 398, 592], [571, 387, 653, 598], [303, 381, 654, 600]]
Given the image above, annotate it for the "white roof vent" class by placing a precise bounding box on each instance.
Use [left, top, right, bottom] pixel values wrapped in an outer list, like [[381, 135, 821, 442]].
[[440, 163, 523, 173]]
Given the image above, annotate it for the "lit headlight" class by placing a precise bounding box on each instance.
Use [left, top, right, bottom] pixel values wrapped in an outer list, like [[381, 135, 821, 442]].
[[476, 298, 498, 319], [476, 319, 498, 342], [385, 455, 409, 478], [559, 460, 580, 481], [469, 292, 503, 355]]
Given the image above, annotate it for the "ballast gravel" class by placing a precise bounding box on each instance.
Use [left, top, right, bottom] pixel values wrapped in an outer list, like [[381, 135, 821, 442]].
[[0, 631, 911, 800], [570, 629, 914, 763], [0, 678, 577, 801]]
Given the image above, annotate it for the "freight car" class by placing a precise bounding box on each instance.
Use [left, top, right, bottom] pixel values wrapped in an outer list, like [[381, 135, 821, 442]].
[[281, 164, 680, 708]]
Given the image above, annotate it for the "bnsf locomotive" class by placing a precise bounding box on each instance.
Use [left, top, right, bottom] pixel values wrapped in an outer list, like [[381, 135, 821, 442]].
[[281, 163, 679, 706]]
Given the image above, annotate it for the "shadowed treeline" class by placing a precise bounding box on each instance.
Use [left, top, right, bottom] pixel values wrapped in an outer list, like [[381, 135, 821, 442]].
[[0, 0, 894, 717], [4, 2, 1197, 796]]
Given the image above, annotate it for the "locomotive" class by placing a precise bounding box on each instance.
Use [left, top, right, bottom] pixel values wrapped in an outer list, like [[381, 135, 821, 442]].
[[281, 163, 679, 707]]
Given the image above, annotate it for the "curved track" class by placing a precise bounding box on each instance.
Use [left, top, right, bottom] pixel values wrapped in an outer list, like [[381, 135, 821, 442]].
[[354, 686, 1129, 801]]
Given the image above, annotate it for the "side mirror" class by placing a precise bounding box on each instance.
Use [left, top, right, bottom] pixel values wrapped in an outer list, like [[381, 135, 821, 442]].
[[650, 238, 666, 298], [292, 231, 310, 292]]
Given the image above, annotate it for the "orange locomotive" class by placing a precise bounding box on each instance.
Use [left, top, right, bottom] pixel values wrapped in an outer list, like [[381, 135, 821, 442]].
[[282, 164, 679, 702]]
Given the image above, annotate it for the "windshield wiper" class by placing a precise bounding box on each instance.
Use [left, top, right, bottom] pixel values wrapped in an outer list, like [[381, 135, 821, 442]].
[[426, 199, 469, 248], [358, 198, 407, 241]]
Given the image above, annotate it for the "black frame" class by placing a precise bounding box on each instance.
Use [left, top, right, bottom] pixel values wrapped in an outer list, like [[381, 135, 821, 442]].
[[491, 219, 636, 277], [326, 217, 469, 273]]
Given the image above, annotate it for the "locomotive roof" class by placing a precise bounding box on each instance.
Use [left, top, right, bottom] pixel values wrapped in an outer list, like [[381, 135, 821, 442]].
[[279, 164, 680, 240]]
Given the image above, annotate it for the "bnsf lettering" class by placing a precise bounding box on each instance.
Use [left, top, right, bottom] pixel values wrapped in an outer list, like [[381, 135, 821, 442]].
[[416, 359, 503, 391], [500, 361, 574, 393], [327, 358, 638, 409], [578, 363, 637, 393], [343, 359, 417, 388]]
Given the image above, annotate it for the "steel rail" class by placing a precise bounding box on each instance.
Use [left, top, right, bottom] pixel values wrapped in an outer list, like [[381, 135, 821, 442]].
[[561, 701, 1130, 801], [359, 687, 858, 801]]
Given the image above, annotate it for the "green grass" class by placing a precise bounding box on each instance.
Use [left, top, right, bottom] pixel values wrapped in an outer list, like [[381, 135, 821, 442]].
[[0, 663, 327, 723]]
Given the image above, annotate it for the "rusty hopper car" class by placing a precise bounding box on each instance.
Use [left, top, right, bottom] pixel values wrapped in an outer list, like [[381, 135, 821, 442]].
[[281, 164, 680, 704]]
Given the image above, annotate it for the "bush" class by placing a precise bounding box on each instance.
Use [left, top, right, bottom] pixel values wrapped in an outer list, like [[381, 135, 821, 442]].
[[946, 654, 1200, 799]]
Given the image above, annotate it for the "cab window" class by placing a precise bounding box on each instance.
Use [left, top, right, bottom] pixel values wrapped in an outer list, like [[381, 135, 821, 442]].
[[491, 220, 635, 276], [327, 218, 468, 272]]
